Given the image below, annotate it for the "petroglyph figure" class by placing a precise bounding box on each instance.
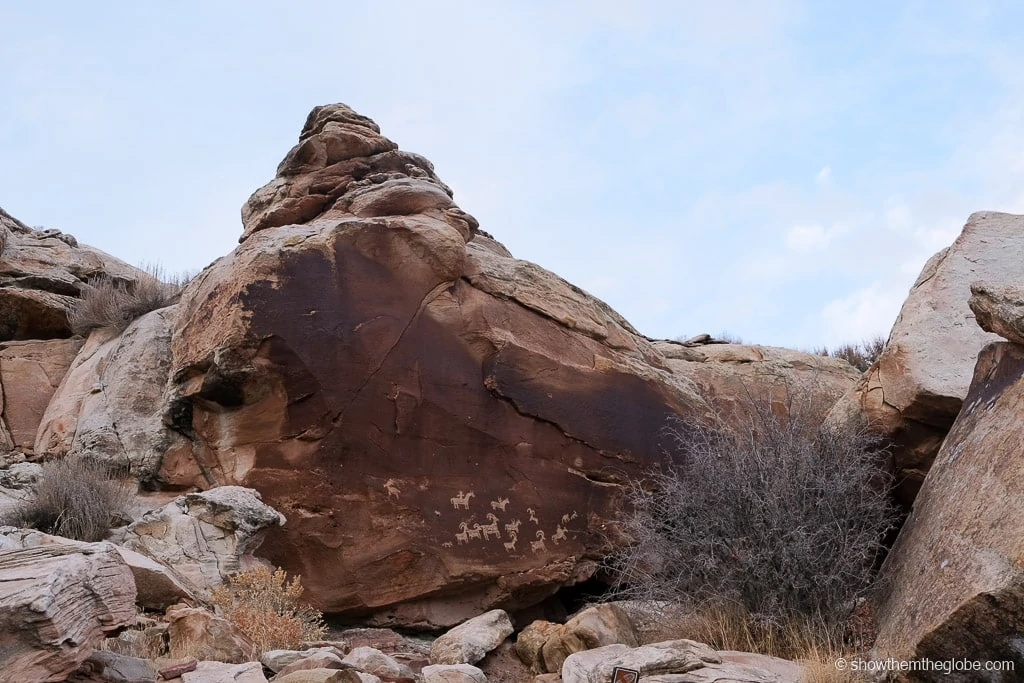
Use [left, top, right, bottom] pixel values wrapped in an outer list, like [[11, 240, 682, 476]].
[[456, 525, 470, 545], [441, 541, 453, 548], [504, 518, 521, 536], [468, 524, 483, 540], [450, 491, 476, 510], [479, 513, 501, 540], [528, 507, 539, 524], [491, 497, 510, 511], [570, 510, 578, 520], [552, 524, 568, 545], [561, 513, 572, 524], [384, 479, 401, 499], [530, 530, 546, 553], [503, 532, 518, 553]]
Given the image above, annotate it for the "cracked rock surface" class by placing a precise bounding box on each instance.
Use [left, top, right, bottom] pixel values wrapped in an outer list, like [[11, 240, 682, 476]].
[[826, 211, 1024, 505]]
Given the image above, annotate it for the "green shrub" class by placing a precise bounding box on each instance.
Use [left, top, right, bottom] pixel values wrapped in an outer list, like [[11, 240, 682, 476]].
[[3, 457, 131, 541]]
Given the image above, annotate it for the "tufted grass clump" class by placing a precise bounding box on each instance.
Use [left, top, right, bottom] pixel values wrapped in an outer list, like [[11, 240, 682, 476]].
[[69, 264, 189, 336]]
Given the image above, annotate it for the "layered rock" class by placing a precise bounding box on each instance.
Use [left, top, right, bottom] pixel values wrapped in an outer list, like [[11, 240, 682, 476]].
[[0, 543, 137, 681], [122, 486, 284, 591], [872, 340, 1024, 674], [161, 104, 707, 625], [827, 212, 1024, 503], [0, 207, 141, 343]]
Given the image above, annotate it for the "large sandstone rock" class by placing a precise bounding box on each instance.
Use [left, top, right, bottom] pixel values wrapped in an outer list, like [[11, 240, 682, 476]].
[[180, 661, 268, 683], [535, 604, 639, 674], [34, 308, 186, 481], [430, 610, 514, 665], [0, 207, 142, 342], [872, 341, 1024, 675], [0, 543, 137, 682], [166, 605, 256, 663], [560, 640, 795, 683], [341, 646, 414, 679], [0, 526, 198, 610], [827, 212, 1024, 503], [421, 664, 487, 683], [0, 337, 82, 449], [123, 486, 284, 591], [161, 103, 708, 625], [970, 281, 1024, 346]]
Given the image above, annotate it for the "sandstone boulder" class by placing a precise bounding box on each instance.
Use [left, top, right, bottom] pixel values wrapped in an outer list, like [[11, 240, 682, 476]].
[[0, 526, 198, 610], [0, 337, 82, 450], [180, 661, 268, 683], [872, 341, 1024, 673], [430, 610, 514, 665], [827, 212, 1024, 503], [262, 647, 348, 674], [537, 604, 639, 673], [275, 652, 348, 677], [272, 670, 363, 683], [166, 604, 256, 663], [561, 640, 797, 683], [123, 486, 284, 591], [67, 650, 157, 683], [34, 308, 185, 482], [0, 207, 142, 342], [421, 664, 487, 683], [160, 103, 718, 626], [341, 646, 414, 679], [0, 543, 137, 681], [969, 281, 1024, 346]]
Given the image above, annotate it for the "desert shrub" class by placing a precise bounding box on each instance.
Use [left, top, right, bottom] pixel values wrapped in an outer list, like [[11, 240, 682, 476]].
[[2, 457, 131, 541], [70, 263, 187, 336], [819, 335, 887, 372], [606, 396, 896, 651], [211, 565, 327, 654]]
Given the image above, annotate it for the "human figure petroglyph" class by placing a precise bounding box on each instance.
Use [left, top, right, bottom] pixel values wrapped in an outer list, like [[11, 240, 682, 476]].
[[450, 491, 475, 510]]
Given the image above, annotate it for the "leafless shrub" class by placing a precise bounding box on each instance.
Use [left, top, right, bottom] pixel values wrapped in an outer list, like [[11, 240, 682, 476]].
[[2, 457, 132, 542], [211, 565, 327, 654], [69, 263, 189, 336], [818, 335, 887, 372], [606, 392, 897, 643]]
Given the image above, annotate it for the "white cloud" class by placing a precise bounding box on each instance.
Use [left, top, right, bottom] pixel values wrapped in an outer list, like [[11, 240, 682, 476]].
[[819, 280, 909, 346], [815, 165, 832, 185]]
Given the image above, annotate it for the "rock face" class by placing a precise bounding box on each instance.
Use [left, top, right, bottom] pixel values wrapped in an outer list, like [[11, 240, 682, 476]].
[[970, 281, 1024, 346], [0, 337, 82, 449], [827, 212, 1024, 504], [161, 103, 708, 625], [0, 543, 137, 682], [872, 341, 1024, 675], [122, 486, 284, 591], [0, 207, 141, 342], [34, 308, 185, 481], [166, 605, 256, 664]]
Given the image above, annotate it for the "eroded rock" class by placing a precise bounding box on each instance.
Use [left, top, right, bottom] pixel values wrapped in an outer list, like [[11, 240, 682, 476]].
[[0, 337, 82, 450], [0, 543, 137, 681], [872, 341, 1024, 675], [827, 212, 1024, 504], [429, 610, 514, 665]]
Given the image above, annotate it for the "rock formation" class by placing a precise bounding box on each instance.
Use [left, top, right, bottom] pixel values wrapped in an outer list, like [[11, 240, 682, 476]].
[[827, 211, 1024, 504], [0, 543, 137, 681], [151, 103, 858, 626], [872, 338, 1024, 673]]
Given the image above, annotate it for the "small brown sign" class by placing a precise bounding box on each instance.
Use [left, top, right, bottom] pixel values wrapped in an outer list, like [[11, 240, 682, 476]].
[[611, 666, 640, 683]]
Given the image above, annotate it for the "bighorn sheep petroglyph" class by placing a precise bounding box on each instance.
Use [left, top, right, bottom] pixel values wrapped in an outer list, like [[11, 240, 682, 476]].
[[479, 513, 501, 540], [531, 530, 546, 553]]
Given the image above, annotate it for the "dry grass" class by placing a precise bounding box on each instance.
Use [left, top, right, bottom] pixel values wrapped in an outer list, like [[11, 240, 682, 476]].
[[70, 263, 189, 336], [99, 625, 167, 659], [211, 566, 327, 654], [637, 602, 871, 682], [1, 457, 131, 542]]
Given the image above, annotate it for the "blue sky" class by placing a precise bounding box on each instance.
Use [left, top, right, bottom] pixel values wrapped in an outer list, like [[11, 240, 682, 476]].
[[3, 2, 1023, 348]]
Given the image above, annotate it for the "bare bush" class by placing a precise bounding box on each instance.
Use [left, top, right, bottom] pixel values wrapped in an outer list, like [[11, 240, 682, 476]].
[[818, 335, 887, 372], [606, 394, 896, 642], [2, 457, 132, 542], [69, 263, 187, 336], [211, 566, 327, 654]]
